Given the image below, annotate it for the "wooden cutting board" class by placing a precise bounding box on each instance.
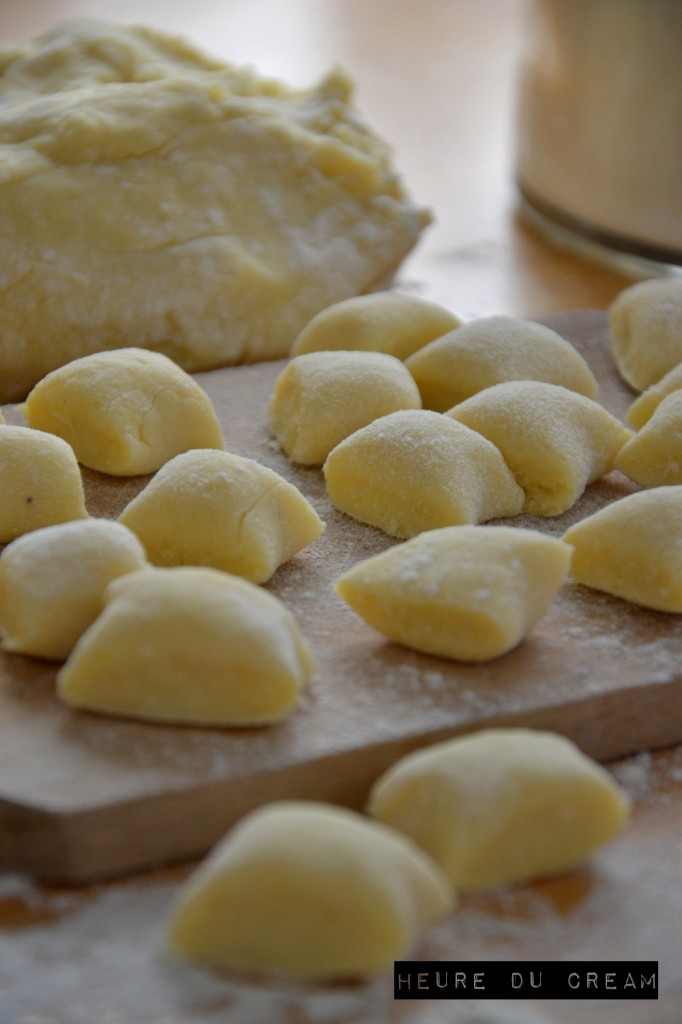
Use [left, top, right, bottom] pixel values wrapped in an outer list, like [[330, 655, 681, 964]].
[[1, 310, 681, 884]]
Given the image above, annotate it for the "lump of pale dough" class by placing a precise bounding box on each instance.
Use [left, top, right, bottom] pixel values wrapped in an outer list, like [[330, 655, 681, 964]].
[[335, 526, 571, 662], [0, 19, 430, 402], [118, 449, 323, 583], [610, 278, 682, 391], [268, 350, 421, 465], [405, 315, 598, 412], [323, 410, 524, 538], [57, 567, 314, 725], [616, 391, 682, 487], [563, 486, 682, 611], [0, 426, 87, 542], [291, 292, 460, 361], [166, 801, 454, 979], [627, 361, 682, 429], [447, 381, 632, 516], [23, 348, 224, 476], [0, 520, 147, 660], [367, 729, 631, 892]]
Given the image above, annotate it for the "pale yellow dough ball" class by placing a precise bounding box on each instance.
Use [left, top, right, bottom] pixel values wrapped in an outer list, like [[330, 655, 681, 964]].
[[0, 519, 147, 660], [23, 348, 225, 476], [616, 391, 682, 487], [0, 426, 87, 542], [119, 450, 324, 583], [627, 361, 682, 429], [58, 567, 314, 725], [166, 801, 454, 980], [335, 526, 572, 662], [367, 729, 631, 892], [268, 350, 421, 465], [610, 278, 682, 391]]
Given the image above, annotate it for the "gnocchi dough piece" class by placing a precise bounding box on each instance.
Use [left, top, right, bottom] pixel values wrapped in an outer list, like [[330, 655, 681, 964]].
[[291, 292, 460, 361], [627, 362, 682, 429], [616, 391, 682, 487], [119, 449, 323, 584], [405, 315, 598, 412], [0, 520, 147, 660], [0, 426, 87, 542], [323, 410, 524, 538], [23, 348, 224, 476], [563, 486, 682, 611], [335, 526, 571, 661], [447, 381, 632, 516], [57, 567, 314, 725], [268, 350, 421, 465], [367, 729, 631, 892], [610, 278, 682, 391], [166, 801, 454, 980]]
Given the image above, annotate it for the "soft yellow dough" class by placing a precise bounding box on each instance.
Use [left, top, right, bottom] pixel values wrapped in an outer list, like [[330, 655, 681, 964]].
[[23, 348, 225, 476], [268, 350, 421, 465], [627, 362, 682, 429], [118, 449, 324, 583], [367, 729, 631, 892], [335, 526, 572, 662], [563, 486, 682, 611], [166, 801, 454, 979], [57, 567, 314, 725], [323, 410, 524, 538], [291, 292, 460, 361], [616, 391, 682, 487], [0, 19, 430, 402], [405, 315, 598, 412], [0, 520, 147, 660], [0, 426, 87, 542], [610, 278, 682, 391], [447, 381, 632, 516]]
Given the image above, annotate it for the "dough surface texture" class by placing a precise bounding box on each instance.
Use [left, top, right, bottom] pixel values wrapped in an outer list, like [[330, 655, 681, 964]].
[[23, 348, 225, 476], [57, 567, 314, 725], [323, 410, 524, 538], [0, 519, 147, 660], [610, 278, 682, 391], [166, 801, 454, 979], [405, 315, 598, 412], [0, 19, 430, 402], [118, 449, 324, 583], [616, 390, 682, 487], [268, 350, 421, 465], [335, 526, 571, 661], [367, 729, 631, 892], [627, 362, 682, 429]]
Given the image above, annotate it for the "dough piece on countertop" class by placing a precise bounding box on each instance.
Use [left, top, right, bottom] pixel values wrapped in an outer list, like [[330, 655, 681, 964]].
[[610, 278, 682, 391], [335, 526, 571, 662], [0, 520, 147, 660], [323, 410, 524, 539], [268, 350, 421, 465], [627, 362, 682, 429], [118, 449, 324, 583], [367, 729, 631, 892], [562, 486, 682, 611], [0, 426, 87, 542], [616, 391, 682, 487], [447, 381, 632, 516], [166, 801, 454, 980], [58, 567, 314, 725], [0, 19, 430, 402], [23, 348, 224, 476], [291, 292, 460, 361], [404, 315, 598, 412]]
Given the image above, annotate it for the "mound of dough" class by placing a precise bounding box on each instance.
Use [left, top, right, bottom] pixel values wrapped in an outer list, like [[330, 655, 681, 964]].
[[57, 567, 314, 725], [323, 410, 524, 538], [335, 526, 571, 662], [291, 292, 459, 361], [166, 801, 454, 979], [627, 362, 682, 429], [0, 426, 87, 542], [0, 19, 430, 402], [268, 350, 421, 465], [405, 315, 598, 412], [610, 278, 682, 391], [447, 381, 632, 516], [24, 348, 224, 476], [367, 729, 631, 892], [563, 487, 682, 611], [616, 391, 682, 487], [119, 449, 323, 583], [0, 520, 146, 660]]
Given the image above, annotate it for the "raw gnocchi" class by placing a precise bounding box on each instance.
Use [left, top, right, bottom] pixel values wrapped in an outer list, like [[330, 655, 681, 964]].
[[610, 278, 682, 391], [616, 390, 682, 487]]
